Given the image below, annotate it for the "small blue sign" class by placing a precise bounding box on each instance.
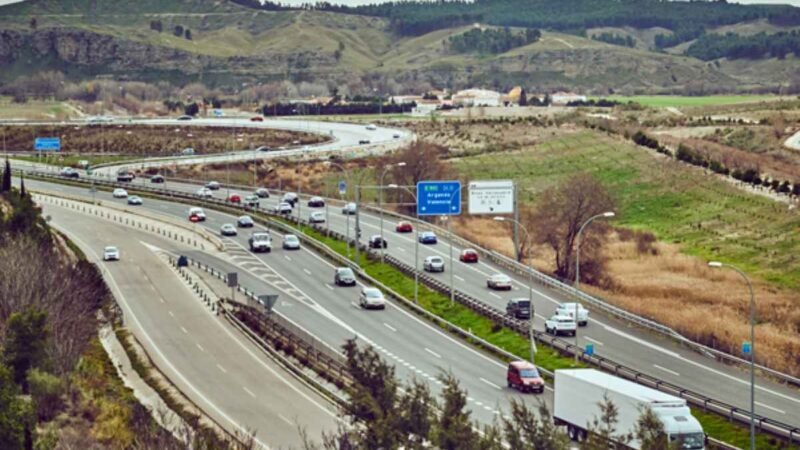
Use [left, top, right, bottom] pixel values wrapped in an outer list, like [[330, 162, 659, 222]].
[[35, 137, 61, 151], [417, 180, 461, 216], [338, 180, 346, 195], [213, 109, 224, 117], [742, 342, 751, 355], [585, 343, 594, 356]]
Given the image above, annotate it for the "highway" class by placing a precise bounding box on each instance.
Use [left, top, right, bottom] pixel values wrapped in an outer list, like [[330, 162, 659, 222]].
[[41, 199, 339, 449], [27, 175, 800, 433]]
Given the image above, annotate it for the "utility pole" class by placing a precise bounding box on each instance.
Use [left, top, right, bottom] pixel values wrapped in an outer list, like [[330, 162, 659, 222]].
[[354, 185, 361, 266]]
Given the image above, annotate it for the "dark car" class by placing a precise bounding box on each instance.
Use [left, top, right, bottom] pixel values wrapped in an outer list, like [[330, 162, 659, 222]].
[[117, 171, 134, 182], [334, 267, 357, 286], [418, 231, 437, 245], [237, 215, 254, 228], [150, 174, 165, 183], [358, 139, 371, 145], [368, 235, 387, 249], [307, 196, 325, 207], [506, 298, 532, 320], [177, 115, 193, 121], [255, 188, 270, 198], [250, 116, 264, 122], [507, 361, 544, 394]]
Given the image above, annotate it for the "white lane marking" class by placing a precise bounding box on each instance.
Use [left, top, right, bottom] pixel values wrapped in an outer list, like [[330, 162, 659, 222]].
[[489, 293, 502, 299], [278, 414, 294, 426], [303, 268, 312, 275], [196, 344, 205, 352], [397, 247, 407, 252], [454, 275, 465, 282], [480, 377, 502, 390], [326, 284, 334, 290], [755, 401, 786, 414], [54, 229, 273, 450], [180, 326, 188, 334], [159, 297, 165, 303], [653, 364, 680, 377], [483, 405, 493, 411], [350, 302, 360, 309], [217, 364, 228, 374], [584, 336, 604, 346], [168, 311, 175, 317], [383, 323, 397, 332], [243, 386, 256, 398], [425, 348, 441, 359], [284, 255, 292, 261]]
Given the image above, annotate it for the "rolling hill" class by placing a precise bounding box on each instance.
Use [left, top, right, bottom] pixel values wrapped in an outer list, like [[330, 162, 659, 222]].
[[0, 0, 797, 93]]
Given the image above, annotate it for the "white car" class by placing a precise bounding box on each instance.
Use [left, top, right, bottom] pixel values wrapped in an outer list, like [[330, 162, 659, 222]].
[[556, 303, 589, 326], [359, 287, 386, 309], [487, 273, 513, 290], [220, 224, 237, 236], [342, 202, 357, 215], [545, 315, 577, 336], [274, 202, 293, 215], [127, 195, 143, 205], [188, 207, 206, 222], [423, 256, 445, 273], [206, 181, 221, 190], [365, 124, 377, 130], [309, 211, 326, 223], [112, 188, 128, 198], [196, 188, 213, 198], [282, 234, 300, 250], [103, 246, 120, 261]]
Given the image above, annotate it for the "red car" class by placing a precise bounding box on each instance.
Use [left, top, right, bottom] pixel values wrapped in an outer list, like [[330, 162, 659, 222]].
[[395, 221, 413, 233], [227, 194, 242, 203], [459, 249, 479, 263], [250, 116, 264, 122], [189, 214, 201, 223], [507, 361, 544, 394]]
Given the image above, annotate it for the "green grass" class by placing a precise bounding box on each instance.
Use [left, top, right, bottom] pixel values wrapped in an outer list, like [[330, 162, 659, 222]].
[[454, 130, 800, 290], [12, 154, 137, 167], [280, 220, 790, 449], [596, 95, 780, 108]]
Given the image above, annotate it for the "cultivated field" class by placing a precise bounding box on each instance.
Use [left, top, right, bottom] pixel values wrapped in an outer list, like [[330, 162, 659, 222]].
[[599, 95, 783, 108]]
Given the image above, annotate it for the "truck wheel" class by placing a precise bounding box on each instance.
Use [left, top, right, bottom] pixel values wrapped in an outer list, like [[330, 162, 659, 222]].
[[567, 425, 578, 441]]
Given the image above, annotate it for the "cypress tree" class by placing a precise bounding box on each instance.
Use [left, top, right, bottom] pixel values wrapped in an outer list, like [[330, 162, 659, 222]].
[[2, 157, 11, 192], [19, 174, 26, 198]]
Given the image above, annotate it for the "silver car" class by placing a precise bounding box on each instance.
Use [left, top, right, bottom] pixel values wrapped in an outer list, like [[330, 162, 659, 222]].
[[103, 246, 120, 261], [220, 224, 237, 236], [487, 273, 513, 290], [423, 256, 445, 272], [127, 195, 143, 205], [359, 287, 386, 309], [282, 234, 300, 250], [342, 202, 357, 215]]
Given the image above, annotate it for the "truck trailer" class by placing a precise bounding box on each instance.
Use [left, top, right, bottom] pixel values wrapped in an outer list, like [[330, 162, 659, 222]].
[[554, 369, 705, 449]]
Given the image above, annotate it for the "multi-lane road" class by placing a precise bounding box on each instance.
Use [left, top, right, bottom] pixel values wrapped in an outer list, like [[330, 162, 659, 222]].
[[28, 175, 800, 436], [43, 199, 339, 448]]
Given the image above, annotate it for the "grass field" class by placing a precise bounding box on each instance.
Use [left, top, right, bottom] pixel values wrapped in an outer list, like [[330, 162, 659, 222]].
[[0, 96, 79, 120], [597, 95, 781, 108]]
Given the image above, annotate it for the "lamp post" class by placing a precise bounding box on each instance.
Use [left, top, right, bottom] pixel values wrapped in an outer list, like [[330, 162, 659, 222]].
[[708, 261, 756, 450], [495, 216, 536, 363], [389, 183, 419, 303], [379, 162, 406, 263], [574, 211, 614, 357]]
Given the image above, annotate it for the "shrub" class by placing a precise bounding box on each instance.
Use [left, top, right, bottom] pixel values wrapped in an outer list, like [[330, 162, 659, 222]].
[[27, 369, 64, 421]]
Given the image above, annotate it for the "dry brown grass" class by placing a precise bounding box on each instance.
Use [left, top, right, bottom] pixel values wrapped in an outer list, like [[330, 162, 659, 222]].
[[453, 215, 800, 375]]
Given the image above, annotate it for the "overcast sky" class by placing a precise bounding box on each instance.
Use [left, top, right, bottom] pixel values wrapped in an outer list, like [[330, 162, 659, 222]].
[[2, 0, 799, 8]]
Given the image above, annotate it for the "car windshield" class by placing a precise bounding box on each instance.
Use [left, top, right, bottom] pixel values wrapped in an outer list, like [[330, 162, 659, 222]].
[[339, 269, 354, 278], [516, 301, 530, 308], [520, 369, 539, 378], [365, 289, 382, 298], [671, 432, 705, 449], [431, 258, 442, 263], [286, 236, 298, 242], [105, 247, 117, 252], [253, 234, 268, 241], [240, 216, 252, 222]]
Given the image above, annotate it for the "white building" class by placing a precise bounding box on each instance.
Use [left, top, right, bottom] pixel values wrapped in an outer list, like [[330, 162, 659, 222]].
[[452, 89, 503, 107], [550, 91, 588, 105]]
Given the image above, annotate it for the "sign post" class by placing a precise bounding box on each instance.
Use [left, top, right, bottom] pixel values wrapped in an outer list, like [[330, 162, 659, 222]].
[[257, 294, 279, 315], [227, 272, 238, 303], [416, 180, 461, 216]]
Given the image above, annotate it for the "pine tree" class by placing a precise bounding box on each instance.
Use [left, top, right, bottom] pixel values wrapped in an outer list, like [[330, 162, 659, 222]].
[[2, 157, 11, 192], [435, 372, 480, 450], [583, 395, 631, 449]]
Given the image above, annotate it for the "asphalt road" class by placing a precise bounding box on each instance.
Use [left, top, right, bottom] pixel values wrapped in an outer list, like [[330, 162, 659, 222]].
[[27, 176, 800, 432], [41, 201, 339, 449]]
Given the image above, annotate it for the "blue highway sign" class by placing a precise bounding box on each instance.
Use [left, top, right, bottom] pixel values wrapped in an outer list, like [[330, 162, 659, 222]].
[[34, 137, 61, 151], [416, 180, 461, 216]]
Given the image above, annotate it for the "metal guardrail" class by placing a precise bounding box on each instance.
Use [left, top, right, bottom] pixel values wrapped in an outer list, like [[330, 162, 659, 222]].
[[23, 169, 799, 446]]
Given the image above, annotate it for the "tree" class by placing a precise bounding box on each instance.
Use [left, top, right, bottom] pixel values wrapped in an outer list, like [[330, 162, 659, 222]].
[[184, 102, 200, 117], [19, 174, 25, 198], [386, 142, 452, 214], [3, 307, 49, 393], [529, 173, 615, 283], [500, 399, 570, 450], [173, 25, 184, 37], [396, 379, 435, 448], [27, 369, 63, 422], [149, 20, 163, 32], [340, 339, 401, 448], [519, 88, 528, 106], [2, 157, 11, 192], [0, 363, 31, 450], [29, 17, 36, 29], [634, 406, 673, 450], [583, 395, 630, 449], [435, 373, 480, 450], [184, 28, 192, 40]]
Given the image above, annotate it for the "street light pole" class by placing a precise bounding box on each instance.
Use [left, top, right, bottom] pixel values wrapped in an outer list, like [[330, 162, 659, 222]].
[[379, 162, 406, 264], [709, 261, 756, 450], [574, 211, 614, 359], [390, 184, 419, 303], [495, 216, 536, 363]]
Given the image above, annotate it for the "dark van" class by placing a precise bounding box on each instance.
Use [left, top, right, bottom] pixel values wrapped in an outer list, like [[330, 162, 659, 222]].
[[507, 361, 545, 393], [506, 298, 531, 320]]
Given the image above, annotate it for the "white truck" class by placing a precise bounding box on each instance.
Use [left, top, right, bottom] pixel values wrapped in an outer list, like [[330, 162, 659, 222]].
[[554, 369, 705, 449]]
